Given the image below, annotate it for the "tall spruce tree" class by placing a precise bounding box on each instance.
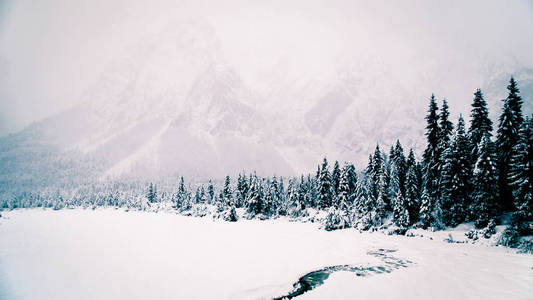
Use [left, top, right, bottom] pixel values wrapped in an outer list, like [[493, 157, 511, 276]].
[[264, 177, 280, 216], [331, 161, 341, 196], [175, 177, 187, 208], [393, 190, 410, 229], [194, 187, 201, 204], [469, 89, 493, 162], [421, 94, 442, 226], [375, 169, 388, 222], [472, 135, 499, 228], [343, 163, 358, 205], [439, 99, 454, 150], [337, 168, 351, 213], [207, 179, 214, 204], [418, 187, 432, 229], [223, 175, 233, 206], [367, 145, 384, 201], [423, 94, 441, 188], [497, 77, 524, 211], [306, 174, 318, 209], [199, 186, 207, 204], [507, 77, 524, 125], [246, 173, 263, 216], [236, 173, 249, 208], [390, 140, 407, 197], [510, 116, 533, 222], [286, 178, 299, 216], [388, 145, 396, 174], [406, 148, 416, 170], [354, 179, 370, 218], [440, 115, 472, 225], [405, 161, 420, 223], [147, 183, 157, 203], [318, 158, 334, 209], [438, 99, 454, 198], [298, 175, 308, 210], [423, 94, 441, 165], [278, 177, 287, 215]]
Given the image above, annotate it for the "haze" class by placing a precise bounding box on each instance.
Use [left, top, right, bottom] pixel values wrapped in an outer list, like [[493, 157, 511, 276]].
[[1, 0, 533, 136]]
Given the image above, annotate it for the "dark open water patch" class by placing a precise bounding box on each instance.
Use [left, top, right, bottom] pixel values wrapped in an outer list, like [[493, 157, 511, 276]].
[[273, 249, 414, 300]]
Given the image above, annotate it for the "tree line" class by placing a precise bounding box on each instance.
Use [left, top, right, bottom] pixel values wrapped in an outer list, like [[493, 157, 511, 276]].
[[144, 77, 531, 238], [2, 77, 532, 244]]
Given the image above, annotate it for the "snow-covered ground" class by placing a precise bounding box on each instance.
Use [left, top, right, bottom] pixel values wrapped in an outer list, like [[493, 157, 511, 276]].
[[0, 209, 532, 300]]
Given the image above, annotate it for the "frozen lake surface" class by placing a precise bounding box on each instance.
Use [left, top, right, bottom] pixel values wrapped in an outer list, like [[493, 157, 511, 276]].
[[1, 209, 532, 299]]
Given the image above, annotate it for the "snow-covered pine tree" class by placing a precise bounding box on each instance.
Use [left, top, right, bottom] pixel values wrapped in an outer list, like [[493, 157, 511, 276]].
[[423, 94, 441, 166], [416, 161, 424, 198], [392, 190, 410, 229], [235, 173, 248, 208], [324, 206, 351, 231], [440, 144, 455, 223], [222, 175, 233, 207], [510, 116, 533, 225], [418, 186, 432, 229], [497, 77, 524, 211], [406, 148, 416, 169], [393, 140, 407, 196], [207, 179, 214, 205], [374, 170, 388, 225], [405, 161, 420, 223], [222, 205, 239, 222], [354, 178, 370, 217], [364, 154, 374, 198], [218, 176, 238, 221], [194, 187, 201, 204], [277, 177, 288, 216], [337, 167, 351, 213], [287, 178, 301, 217], [200, 186, 207, 204], [246, 173, 263, 217], [472, 134, 499, 228], [367, 145, 384, 202], [389, 145, 397, 167], [439, 99, 454, 153], [390, 144, 409, 229], [390, 140, 407, 199], [242, 173, 249, 197], [318, 158, 334, 209], [181, 184, 192, 212], [383, 151, 393, 208], [469, 89, 493, 162], [507, 77, 524, 125], [421, 94, 443, 228], [423, 94, 441, 192], [440, 115, 472, 226], [331, 161, 341, 197], [263, 176, 280, 216], [323, 163, 352, 230], [147, 182, 156, 203], [342, 163, 358, 207], [438, 99, 454, 202], [297, 175, 308, 211], [306, 174, 318, 209], [175, 176, 188, 210]]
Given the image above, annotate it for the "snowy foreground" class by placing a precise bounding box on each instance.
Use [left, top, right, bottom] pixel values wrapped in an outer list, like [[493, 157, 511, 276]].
[[1, 209, 532, 300]]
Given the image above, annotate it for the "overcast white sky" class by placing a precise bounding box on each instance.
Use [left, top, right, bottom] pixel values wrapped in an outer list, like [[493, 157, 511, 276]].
[[1, 0, 533, 136]]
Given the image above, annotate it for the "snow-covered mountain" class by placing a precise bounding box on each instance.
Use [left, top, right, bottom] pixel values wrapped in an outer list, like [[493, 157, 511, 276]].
[[1, 21, 532, 188]]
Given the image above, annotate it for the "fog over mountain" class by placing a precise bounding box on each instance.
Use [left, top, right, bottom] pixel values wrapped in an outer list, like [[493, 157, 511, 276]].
[[1, 0, 533, 182]]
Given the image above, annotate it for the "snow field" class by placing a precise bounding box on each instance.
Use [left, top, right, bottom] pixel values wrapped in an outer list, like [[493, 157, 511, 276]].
[[0, 209, 532, 300]]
